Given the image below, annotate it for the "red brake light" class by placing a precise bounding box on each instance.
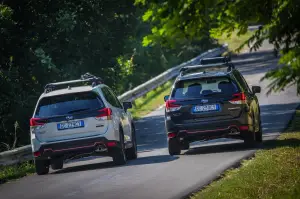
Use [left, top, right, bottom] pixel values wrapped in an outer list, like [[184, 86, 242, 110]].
[[229, 93, 247, 104], [166, 100, 181, 112], [30, 118, 46, 127], [96, 108, 112, 120]]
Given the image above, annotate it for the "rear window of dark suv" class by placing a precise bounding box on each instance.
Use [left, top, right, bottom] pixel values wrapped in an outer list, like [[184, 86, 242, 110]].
[[171, 76, 239, 99], [35, 91, 104, 118]]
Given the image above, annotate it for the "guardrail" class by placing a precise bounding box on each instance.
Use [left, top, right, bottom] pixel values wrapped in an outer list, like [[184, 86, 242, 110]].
[[0, 145, 32, 166], [0, 44, 228, 166], [118, 44, 228, 102]]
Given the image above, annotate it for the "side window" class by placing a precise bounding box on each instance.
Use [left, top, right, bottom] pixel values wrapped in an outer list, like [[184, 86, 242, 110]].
[[240, 74, 252, 93], [107, 88, 123, 109], [102, 87, 118, 107], [234, 72, 252, 93]]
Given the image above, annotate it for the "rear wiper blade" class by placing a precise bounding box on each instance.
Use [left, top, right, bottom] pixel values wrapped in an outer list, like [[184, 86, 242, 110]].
[[203, 92, 221, 97], [68, 108, 90, 114]]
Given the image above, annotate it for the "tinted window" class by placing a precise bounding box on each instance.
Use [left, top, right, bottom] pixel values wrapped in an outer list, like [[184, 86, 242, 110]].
[[107, 88, 123, 109], [234, 72, 251, 93], [171, 76, 239, 99], [35, 91, 104, 117], [102, 87, 119, 108]]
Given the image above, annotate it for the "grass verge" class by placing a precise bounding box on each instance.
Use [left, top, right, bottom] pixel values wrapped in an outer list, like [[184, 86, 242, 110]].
[[0, 161, 35, 184], [129, 79, 173, 120], [190, 109, 300, 199]]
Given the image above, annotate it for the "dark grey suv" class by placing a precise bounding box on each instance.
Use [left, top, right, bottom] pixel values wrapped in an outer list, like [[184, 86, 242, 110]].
[[164, 57, 262, 155]]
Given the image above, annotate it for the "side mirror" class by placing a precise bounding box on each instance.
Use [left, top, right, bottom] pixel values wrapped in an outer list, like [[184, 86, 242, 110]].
[[252, 86, 261, 94], [123, 102, 133, 111], [164, 95, 170, 102]]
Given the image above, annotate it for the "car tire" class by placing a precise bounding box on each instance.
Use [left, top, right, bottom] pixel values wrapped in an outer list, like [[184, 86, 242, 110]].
[[113, 129, 127, 165], [126, 124, 138, 160], [181, 142, 190, 150], [168, 138, 181, 155], [244, 114, 260, 146], [35, 159, 49, 175], [243, 131, 256, 145], [51, 157, 64, 170]]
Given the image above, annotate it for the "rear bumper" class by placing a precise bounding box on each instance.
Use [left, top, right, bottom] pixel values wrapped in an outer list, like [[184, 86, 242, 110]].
[[165, 118, 250, 142], [33, 136, 121, 160]]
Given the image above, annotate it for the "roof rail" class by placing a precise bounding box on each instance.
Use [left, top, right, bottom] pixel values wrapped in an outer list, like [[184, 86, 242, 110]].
[[179, 59, 235, 77], [199, 56, 231, 65], [44, 72, 103, 93]]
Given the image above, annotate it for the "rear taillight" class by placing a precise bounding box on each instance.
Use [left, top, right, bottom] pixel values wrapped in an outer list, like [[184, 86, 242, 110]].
[[229, 93, 247, 104], [96, 108, 112, 120], [30, 118, 46, 127], [166, 100, 181, 112], [30, 118, 46, 133]]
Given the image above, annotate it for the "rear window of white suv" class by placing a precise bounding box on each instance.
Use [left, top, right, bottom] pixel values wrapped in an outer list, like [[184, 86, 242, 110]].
[[171, 76, 239, 99], [35, 91, 104, 118]]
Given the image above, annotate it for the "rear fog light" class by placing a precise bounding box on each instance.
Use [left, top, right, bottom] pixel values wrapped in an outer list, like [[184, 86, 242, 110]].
[[33, 151, 41, 157], [106, 141, 117, 147], [239, 126, 249, 131]]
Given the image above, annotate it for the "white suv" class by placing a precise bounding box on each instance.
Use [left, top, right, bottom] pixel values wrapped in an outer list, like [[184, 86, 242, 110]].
[[30, 73, 137, 175]]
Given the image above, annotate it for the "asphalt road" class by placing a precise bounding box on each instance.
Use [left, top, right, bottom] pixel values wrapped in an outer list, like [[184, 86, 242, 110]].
[[0, 47, 299, 199]]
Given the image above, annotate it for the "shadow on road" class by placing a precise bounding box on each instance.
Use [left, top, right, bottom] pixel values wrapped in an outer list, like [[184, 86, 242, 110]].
[[232, 50, 280, 76], [183, 137, 300, 156], [184, 142, 256, 155], [52, 155, 178, 174], [264, 138, 300, 149]]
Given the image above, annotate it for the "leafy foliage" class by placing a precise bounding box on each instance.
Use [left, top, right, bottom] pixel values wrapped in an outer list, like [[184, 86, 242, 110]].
[[0, 1, 214, 150], [135, 0, 300, 95]]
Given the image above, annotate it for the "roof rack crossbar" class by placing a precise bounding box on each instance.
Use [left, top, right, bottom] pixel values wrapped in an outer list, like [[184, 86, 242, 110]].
[[179, 56, 234, 76], [44, 73, 103, 93], [199, 56, 231, 65], [179, 63, 235, 76]]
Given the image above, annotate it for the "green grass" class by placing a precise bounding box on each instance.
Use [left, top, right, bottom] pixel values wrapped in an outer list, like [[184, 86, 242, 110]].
[[214, 30, 254, 54], [129, 79, 173, 120], [0, 161, 35, 184], [190, 110, 300, 199]]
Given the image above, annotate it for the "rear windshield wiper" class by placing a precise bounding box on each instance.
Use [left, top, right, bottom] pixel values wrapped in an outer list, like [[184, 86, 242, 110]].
[[68, 108, 91, 114], [202, 92, 222, 97]]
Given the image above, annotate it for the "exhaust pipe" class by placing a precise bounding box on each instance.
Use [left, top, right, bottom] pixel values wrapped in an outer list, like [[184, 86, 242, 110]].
[[229, 127, 240, 135], [95, 144, 107, 152]]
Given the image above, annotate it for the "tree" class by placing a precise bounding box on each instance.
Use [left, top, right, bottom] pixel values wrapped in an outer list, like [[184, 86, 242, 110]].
[[0, 0, 138, 148], [135, 0, 300, 95], [0, 0, 215, 150]]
